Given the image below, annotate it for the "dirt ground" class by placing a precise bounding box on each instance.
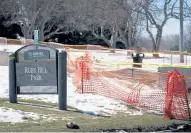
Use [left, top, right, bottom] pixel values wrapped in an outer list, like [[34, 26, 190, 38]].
[[102, 123, 191, 132]]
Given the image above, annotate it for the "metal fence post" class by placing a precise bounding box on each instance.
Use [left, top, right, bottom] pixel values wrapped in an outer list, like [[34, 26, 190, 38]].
[[58, 50, 67, 110], [9, 53, 17, 103]]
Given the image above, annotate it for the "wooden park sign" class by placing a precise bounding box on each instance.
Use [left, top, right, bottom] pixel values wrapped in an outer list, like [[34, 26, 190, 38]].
[[9, 44, 67, 110]]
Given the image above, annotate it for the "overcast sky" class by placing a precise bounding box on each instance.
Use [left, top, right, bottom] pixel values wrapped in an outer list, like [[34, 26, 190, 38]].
[[143, 18, 185, 37], [144, 0, 191, 37], [163, 18, 179, 35]]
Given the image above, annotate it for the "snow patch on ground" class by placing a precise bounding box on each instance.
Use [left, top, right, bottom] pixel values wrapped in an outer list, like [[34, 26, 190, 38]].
[[0, 107, 40, 124], [0, 66, 9, 98], [41, 115, 73, 122], [0, 66, 142, 116], [0, 45, 22, 52], [0, 107, 74, 124]]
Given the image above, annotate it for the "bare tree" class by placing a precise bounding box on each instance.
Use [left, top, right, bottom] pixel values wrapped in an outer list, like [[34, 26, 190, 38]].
[[0, 0, 11, 16], [140, 0, 179, 54], [139, 0, 191, 55], [71, 0, 129, 48], [122, 0, 145, 47], [1, 0, 144, 48], [3, 0, 63, 41], [58, 0, 143, 48]]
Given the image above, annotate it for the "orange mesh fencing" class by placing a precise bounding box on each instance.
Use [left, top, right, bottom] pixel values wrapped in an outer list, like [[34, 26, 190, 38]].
[[72, 52, 93, 93], [164, 69, 190, 120], [68, 51, 191, 119], [70, 52, 166, 113]]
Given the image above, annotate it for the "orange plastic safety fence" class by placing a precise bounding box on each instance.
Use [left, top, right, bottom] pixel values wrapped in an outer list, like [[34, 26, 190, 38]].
[[72, 53, 168, 113], [69, 52, 190, 118], [164, 69, 190, 120], [138, 90, 165, 112], [81, 73, 143, 105]]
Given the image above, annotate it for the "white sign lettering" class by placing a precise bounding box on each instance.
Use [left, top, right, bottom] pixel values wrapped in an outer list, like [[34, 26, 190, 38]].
[[24, 67, 48, 81], [33, 52, 44, 56], [25, 67, 36, 73], [31, 75, 42, 80]]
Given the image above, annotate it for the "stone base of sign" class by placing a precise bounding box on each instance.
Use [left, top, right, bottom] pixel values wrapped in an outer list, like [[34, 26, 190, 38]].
[[0, 51, 9, 66]]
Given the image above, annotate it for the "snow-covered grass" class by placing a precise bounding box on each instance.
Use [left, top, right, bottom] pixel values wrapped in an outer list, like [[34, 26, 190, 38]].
[[0, 65, 142, 119], [0, 44, 144, 118], [0, 44, 191, 124], [0, 107, 39, 124], [0, 106, 70, 124], [0, 45, 22, 52]]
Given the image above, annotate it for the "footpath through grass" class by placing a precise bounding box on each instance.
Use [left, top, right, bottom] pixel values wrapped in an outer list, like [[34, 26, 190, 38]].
[[0, 98, 188, 132]]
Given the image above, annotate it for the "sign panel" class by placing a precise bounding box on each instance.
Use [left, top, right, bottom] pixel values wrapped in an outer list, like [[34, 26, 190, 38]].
[[16, 62, 57, 86], [24, 49, 50, 60], [9, 44, 67, 110]]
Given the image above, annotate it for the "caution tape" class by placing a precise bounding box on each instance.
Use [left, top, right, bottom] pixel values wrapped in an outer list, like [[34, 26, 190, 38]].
[[66, 49, 191, 55], [5, 38, 191, 55], [144, 51, 187, 54], [67, 49, 89, 52], [95, 61, 191, 68], [72, 58, 191, 68]]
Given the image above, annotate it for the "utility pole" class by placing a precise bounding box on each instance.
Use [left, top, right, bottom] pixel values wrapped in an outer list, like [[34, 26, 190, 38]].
[[179, 0, 184, 63]]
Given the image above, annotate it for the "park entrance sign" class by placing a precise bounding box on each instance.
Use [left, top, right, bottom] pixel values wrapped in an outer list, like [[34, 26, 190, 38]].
[[9, 44, 67, 110], [16, 45, 57, 89]]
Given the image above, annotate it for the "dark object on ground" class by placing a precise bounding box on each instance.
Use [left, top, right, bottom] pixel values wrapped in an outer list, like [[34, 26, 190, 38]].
[[165, 123, 191, 132], [66, 122, 80, 129], [102, 123, 191, 132], [131, 52, 145, 68]]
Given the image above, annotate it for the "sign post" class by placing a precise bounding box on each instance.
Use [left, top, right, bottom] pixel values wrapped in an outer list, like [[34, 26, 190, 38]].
[[58, 51, 67, 110], [9, 53, 17, 103], [34, 30, 39, 45], [9, 44, 67, 110]]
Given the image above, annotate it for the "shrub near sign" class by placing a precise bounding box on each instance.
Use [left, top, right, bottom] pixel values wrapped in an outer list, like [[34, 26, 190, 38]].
[[9, 44, 67, 110]]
